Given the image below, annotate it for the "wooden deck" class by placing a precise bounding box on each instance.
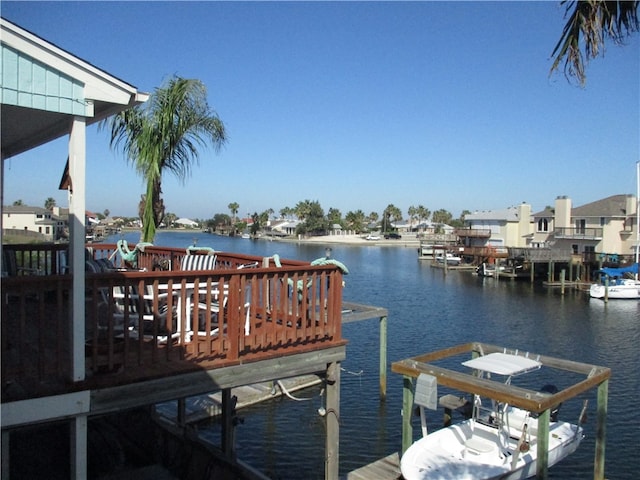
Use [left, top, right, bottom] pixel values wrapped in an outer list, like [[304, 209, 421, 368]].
[[2, 243, 348, 408], [347, 453, 401, 480]]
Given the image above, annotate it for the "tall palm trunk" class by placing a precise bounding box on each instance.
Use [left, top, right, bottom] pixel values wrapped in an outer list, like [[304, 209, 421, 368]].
[[140, 177, 165, 243]]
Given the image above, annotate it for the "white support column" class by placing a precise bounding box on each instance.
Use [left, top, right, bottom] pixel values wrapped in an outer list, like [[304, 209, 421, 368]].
[[68, 116, 86, 382], [70, 415, 88, 479], [325, 361, 340, 480], [69, 116, 88, 480]]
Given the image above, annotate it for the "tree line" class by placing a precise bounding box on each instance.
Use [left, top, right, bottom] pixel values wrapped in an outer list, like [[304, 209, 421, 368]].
[[197, 200, 471, 236]]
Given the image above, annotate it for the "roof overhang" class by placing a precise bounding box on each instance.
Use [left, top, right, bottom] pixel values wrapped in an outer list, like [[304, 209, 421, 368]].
[[1, 17, 149, 159]]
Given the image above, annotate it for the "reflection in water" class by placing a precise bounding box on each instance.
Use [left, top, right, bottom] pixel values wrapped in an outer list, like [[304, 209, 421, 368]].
[[110, 232, 640, 479]]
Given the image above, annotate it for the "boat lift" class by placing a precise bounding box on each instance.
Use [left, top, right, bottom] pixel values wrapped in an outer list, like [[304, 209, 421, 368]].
[[392, 342, 611, 480]]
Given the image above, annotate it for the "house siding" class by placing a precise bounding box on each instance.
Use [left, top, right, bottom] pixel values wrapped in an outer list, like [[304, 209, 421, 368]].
[[1, 44, 86, 116]]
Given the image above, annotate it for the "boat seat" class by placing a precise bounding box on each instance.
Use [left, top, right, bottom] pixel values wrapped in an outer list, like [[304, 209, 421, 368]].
[[465, 437, 495, 455], [506, 409, 537, 437]]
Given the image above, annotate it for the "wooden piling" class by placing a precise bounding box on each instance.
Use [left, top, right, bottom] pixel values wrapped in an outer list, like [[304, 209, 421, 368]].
[[379, 315, 388, 400], [594, 380, 608, 480], [530, 261, 535, 283], [560, 269, 565, 295], [401, 376, 414, 455], [177, 397, 186, 426], [535, 409, 550, 479], [325, 361, 341, 480], [221, 389, 235, 459]]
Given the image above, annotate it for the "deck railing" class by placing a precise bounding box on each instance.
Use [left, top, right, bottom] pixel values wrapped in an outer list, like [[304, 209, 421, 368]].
[[553, 227, 603, 240], [2, 243, 345, 401], [453, 228, 492, 238]]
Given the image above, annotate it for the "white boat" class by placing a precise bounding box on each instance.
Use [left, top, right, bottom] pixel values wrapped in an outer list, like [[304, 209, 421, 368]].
[[419, 244, 444, 258], [475, 262, 506, 277], [589, 271, 640, 299], [435, 252, 462, 266], [401, 352, 584, 480]]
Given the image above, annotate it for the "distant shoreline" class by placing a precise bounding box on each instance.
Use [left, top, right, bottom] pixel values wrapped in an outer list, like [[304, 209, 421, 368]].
[[118, 227, 421, 248]]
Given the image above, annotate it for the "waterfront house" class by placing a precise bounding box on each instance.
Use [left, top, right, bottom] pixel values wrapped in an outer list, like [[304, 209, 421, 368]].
[[174, 217, 199, 229], [532, 194, 637, 263], [1, 17, 347, 479], [270, 218, 300, 236], [459, 203, 533, 249], [2, 204, 64, 241]]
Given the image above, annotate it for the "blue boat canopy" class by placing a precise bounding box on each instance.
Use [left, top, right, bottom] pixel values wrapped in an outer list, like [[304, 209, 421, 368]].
[[595, 263, 638, 278]]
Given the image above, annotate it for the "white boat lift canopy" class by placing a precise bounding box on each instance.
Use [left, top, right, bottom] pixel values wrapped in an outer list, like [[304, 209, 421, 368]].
[[462, 352, 541, 376]]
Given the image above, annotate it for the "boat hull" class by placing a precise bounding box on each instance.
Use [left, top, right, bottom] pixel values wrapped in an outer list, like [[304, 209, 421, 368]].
[[589, 280, 640, 299], [401, 417, 582, 480]]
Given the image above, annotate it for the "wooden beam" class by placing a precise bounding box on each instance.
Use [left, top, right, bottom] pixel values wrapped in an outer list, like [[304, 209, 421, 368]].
[[91, 346, 346, 415]]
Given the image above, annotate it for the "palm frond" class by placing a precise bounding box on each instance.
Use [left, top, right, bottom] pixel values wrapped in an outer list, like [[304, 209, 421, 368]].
[[550, 0, 639, 86]]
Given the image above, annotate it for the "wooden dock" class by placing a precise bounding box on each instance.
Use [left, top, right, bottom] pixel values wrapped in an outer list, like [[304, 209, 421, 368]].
[[155, 374, 322, 424], [347, 452, 401, 480]]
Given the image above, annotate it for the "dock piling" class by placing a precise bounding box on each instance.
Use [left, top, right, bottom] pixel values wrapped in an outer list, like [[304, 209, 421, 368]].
[[401, 375, 414, 455], [379, 315, 388, 400], [594, 380, 608, 480]]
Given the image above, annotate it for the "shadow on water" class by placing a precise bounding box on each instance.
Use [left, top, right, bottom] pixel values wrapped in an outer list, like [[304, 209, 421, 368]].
[[109, 232, 640, 479]]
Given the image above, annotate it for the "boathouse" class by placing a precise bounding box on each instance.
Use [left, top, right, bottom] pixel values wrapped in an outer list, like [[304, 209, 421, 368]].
[[1, 17, 350, 479]]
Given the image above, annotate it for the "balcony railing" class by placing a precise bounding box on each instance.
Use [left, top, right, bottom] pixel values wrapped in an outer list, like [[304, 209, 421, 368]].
[[2, 243, 346, 402], [553, 227, 603, 240], [454, 228, 492, 238]]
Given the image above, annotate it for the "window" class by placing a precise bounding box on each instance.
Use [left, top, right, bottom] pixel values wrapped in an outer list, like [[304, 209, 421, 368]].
[[600, 217, 606, 226], [575, 219, 586, 234], [537, 218, 548, 232], [571, 244, 578, 254], [584, 245, 595, 253]]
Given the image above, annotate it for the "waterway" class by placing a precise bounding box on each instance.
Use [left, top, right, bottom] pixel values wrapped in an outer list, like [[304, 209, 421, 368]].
[[110, 231, 640, 479]]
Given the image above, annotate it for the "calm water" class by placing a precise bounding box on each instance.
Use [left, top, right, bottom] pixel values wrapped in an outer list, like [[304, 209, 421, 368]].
[[110, 231, 640, 479]]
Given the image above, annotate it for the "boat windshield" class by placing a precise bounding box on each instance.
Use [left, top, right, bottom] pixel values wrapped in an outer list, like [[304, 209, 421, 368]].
[[462, 352, 541, 377]]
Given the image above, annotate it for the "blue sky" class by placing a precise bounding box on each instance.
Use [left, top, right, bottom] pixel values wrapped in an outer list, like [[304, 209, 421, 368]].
[[2, 1, 639, 220]]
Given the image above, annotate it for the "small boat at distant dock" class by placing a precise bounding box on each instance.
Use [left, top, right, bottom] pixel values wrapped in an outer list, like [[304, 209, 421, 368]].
[[434, 252, 462, 266]]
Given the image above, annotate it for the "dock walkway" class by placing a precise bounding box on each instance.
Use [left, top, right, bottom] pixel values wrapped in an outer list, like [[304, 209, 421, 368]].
[[347, 453, 401, 480]]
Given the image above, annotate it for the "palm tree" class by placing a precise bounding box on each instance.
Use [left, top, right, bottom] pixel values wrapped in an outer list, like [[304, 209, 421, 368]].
[[228, 202, 239, 224], [551, 1, 639, 86], [44, 197, 56, 210], [105, 76, 227, 242]]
